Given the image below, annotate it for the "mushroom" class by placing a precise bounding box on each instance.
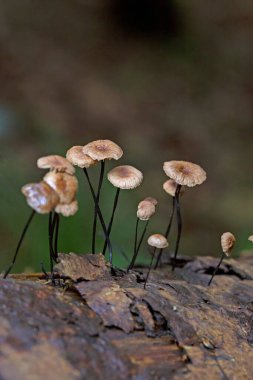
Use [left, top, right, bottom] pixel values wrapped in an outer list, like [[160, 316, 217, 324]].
[[105, 165, 143, 264], [37, 154, 75, 175], [82, 140, 123, 254], [208, 232, 236, 286], [144, 234, 168, 288], [3, 181, 59, 279], [128, 198, 157, 271], [163, 160, 206, 266], [154, 179, 185, 269]]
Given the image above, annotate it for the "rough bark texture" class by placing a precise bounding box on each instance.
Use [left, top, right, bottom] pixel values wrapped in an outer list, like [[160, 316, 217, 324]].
[[0, 253, 253, 380]]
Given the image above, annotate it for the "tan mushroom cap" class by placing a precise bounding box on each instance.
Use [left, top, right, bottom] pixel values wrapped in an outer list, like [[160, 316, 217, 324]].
[[163, 160, 206, 187], [163, 179, 185, 197], [21, 181, 59, 214], [83, 139, 123, 161], [37, 155, 75, 175], [143, 197, 158, 206], [66, 146, 97, 169], [221, 232, 236, 257], [248, 235, 253, 243], [55, 200, 78, 217], [107, 165, 143, 190], [43, 172, 78, 204], [147, 234, 168, 249], [137, 200, 156, 221]]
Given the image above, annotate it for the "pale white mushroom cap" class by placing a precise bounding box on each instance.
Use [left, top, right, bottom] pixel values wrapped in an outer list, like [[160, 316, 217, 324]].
[[137, 201, 156, 220], [163, 179, 185, 197], [37, 155, 75, 175], [147, 234, 168, 249], [83, 139, 123, 161], [143, 197, 158, 206], [221, 232, 236, 257], [55, 200, 78, 217], [163, 160, 206, 187], [66, 146, 97, 168], [107, 165, 143, 190], [43, 172, 78, 204]]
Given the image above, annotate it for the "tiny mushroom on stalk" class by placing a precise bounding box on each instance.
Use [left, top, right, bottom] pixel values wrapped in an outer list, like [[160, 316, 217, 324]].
[[37, 155, 75, 175], [66, 145, 97, 169], [208, 232, 236, 286], [144, 234, 168, 288], [81, 140, 123, 254], [3, 181, 60, 279], [154, 179, 185, 269], [104, 165, 143, 263], [128, 198, 157, 271], [163, 160, 206, 266]]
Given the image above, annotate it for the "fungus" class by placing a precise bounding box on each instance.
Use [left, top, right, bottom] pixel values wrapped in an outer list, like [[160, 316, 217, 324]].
[[3, 181, 59, 279], [163, 160, 206, 266], [104, 165, 143, 263], [37, 155, 75, 175], [144, 234, 168, 288], [208, 232, 236, 286], [154, 179, 185, 269], [66, 145, 97, 169], [248, 235, 253, 243], [128, 198, 157, 271], [82, 140, 123, 254]]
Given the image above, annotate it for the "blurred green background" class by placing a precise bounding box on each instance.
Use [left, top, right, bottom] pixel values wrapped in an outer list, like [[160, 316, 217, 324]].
[[1, 0, 253, 273]]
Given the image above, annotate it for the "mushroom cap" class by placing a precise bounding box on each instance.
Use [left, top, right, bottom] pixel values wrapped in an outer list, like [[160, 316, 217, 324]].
[[143, 197, 158, 206], [163, 179, 185, 197], [66, 146, 97, 169], [82, 139, 123, 161], [137, 200, 156, 221], [55, 200, 78, 217], [37, 155, 75, 175], [107, 165, 143, 189], [163, 160, 206, 187], [221, 232, 236, 256], [248, 235, 253, 243], [21, 181, 59, 214], [147, 234, 168, 249], [43, 172, 78, 204]]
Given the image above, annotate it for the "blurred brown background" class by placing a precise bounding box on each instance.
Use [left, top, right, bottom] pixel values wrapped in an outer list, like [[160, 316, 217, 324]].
[[1, 0, 253, 272]]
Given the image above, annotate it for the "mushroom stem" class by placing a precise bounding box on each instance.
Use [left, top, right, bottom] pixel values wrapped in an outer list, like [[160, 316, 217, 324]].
[[172, 185, 182, 269], [83, 168, 113, 264], [127, 217, 140, 271], [3, 210, 36, 279], [48, 212, 55, 282], [102, 187, 120, 260], [92, 160, 105, 254], [207, 252, 225, 286], [144, 248, 156, 289], [53, 213, 60, 261], [154, 197, 175, 269], [128, 219, 150, 271]]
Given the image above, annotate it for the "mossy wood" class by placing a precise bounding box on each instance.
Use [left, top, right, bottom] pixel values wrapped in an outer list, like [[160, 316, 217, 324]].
[[0, 253, 253, 380]]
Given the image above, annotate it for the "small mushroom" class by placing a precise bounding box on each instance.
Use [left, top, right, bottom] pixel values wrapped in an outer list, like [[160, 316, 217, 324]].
[[128, 198, 157, 271], [3, 181, 59, 279], [163, 160, 206, 266], [208, 232, 236, 286], [144, 234, 168, 288], [82, 140, 123, 254], [37, 155, 75, 175], [104, 165, 143, 264], [55, 200, 78, 217], [66, 146, 97, 169]]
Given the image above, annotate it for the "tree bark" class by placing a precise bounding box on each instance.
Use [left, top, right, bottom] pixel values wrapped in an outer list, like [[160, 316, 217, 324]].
[[0, 253, 253, 380]]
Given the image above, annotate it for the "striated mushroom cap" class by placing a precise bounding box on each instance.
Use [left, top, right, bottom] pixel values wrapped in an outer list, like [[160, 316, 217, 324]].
[[55, 200, 78, 217], [66, 146, 97, 169], [21, 181, 59, 214], [43, 172, 78, 204], [221, 232, 236, 257], [147, 234, 168, 249], [163, 179, 185, 197], [107, 165, 143, 190], [37, 155, 75, 175], [163, 160, 206, 187], [143, 197, 158, 206], [137, 200, 156, 221], [83, 139, 123, 161]]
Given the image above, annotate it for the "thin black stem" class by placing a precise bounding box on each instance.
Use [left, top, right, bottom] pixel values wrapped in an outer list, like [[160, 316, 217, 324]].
[[102, 187, 120, 261], [3, 210, 36, 279], [128, 219, 150, 271], [92, 160, 105, 254], [128, 217, 140, 271], [144, 248, 156, 289], [154, 197, 175, 269], [48, 212, 54, 278], [53, 213, 60, 261], [172, 185, 182, 270], [83, 168, 113, 265], [208, 252, 225, 286]]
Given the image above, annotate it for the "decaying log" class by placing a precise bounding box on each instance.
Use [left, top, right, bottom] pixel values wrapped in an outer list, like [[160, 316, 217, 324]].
[[0, 253, 253, 380]]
